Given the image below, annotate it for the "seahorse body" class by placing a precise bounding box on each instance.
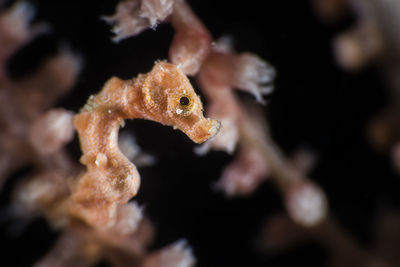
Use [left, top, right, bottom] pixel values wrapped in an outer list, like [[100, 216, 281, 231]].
[[69, 62, 220, 229]]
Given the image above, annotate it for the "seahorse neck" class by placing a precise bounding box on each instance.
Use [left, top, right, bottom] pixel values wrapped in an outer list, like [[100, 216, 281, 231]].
[[74, 74, 148, 167]]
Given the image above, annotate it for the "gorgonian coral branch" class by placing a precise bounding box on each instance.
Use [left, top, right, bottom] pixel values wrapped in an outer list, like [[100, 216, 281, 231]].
[[106, 0, 328, 228], [314, 0, 400, 175], [260, 213, 395, 267], [0, 4, 81, 184], [105, 0, 211, 75]]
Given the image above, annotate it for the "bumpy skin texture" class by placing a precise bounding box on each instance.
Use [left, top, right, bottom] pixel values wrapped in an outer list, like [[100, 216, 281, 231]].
[[70, 62, 220, 229]]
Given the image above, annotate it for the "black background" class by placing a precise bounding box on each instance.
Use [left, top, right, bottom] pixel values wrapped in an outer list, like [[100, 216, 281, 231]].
[[1, 0, 398, 266]]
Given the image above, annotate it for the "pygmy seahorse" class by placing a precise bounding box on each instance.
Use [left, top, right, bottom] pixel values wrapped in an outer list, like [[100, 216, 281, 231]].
[[69, 61, 220, 229]]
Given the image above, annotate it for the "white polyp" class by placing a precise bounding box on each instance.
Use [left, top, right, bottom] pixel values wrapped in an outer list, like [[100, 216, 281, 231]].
[[28, 109, 75, 156], [234, 54, 275, 103], [114, 202, 143, 235], [286, 182, 327, 227], [159, 239, 196, 267]]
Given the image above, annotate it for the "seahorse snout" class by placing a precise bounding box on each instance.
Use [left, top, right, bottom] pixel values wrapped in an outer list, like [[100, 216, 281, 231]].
[[186, 118, 220, 143]]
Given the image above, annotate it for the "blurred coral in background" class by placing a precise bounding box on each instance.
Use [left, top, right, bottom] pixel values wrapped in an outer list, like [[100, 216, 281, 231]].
[[1, 0, 400, 266]]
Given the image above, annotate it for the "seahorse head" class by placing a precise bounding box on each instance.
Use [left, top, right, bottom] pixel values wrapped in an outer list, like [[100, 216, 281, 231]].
[[141, 61, 220, 143]]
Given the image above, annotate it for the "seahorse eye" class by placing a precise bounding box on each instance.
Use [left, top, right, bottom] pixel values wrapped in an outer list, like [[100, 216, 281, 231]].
[[179, 96, 190, 106]]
